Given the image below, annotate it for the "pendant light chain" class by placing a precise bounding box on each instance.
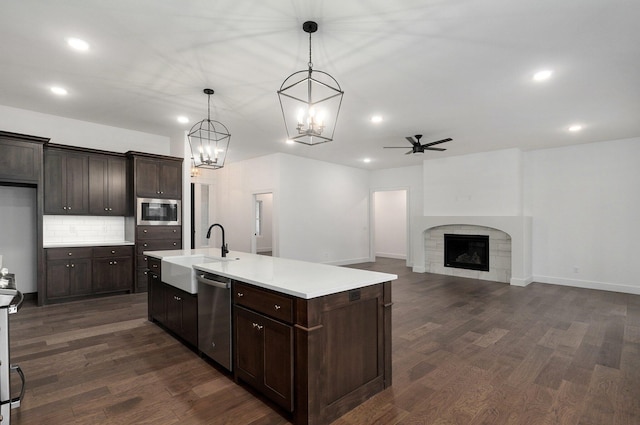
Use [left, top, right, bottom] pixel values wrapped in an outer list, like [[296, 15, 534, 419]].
[[308, 30, 313, 69]]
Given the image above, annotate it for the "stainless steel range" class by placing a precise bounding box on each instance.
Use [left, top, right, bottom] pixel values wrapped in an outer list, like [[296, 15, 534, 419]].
[[0, 272, 25, 425]]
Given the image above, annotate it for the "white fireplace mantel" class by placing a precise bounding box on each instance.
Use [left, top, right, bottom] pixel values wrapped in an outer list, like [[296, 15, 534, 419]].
[[412, 216, 533, 286]]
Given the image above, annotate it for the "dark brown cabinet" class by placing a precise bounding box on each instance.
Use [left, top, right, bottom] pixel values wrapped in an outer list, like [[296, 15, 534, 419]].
[[92, 246, 134, 294], [45, 248, 92, 299], [44, 148, 89, 214], [134, 156, 182, 199], [0, 132, 46, 184], [89, 154, 129, 215], [135, 225, 181, 292], [45, 245, 133, 303], [234, 282, 294, 412], [147, 261, 197, 347]]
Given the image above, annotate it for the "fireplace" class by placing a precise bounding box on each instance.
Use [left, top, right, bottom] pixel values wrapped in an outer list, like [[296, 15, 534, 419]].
[[444, 234, 489, 272]]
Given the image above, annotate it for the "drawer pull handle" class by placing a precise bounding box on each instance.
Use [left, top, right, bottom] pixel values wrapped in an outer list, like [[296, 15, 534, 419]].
[[71, 264, 75, 268], [143, 229, 148, 233], [111, 250, 116, 254], [237, 292, 244, 297], [173, 242, 177, 246], [143, 243, 148, 247], [252, 323, 263, 330], [274, 305, 281, 310], [68, 252, 72, 256], [66, 264, 70, 268], [152, 264, 158, 268]]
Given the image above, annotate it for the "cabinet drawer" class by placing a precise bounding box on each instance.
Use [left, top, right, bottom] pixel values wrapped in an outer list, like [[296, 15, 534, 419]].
[[137, 226, 181, 239], [93, 245, 134, 258], [147, 257, 161, 274], [137, 239, 181, 254], [234, 282, 293, 324], [46, 247, 93, 261]]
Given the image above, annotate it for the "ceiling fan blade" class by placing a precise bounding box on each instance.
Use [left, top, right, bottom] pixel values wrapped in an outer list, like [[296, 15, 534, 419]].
[[424, 147, 447, 151], [405, 136, 419, 146], [383, 146, 411, 148], [405, 150, 414, 155], [421, 138, 452, 148]]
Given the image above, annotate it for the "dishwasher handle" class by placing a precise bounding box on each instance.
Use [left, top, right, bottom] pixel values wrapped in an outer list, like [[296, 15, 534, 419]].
[[196, 274, 230, 289]]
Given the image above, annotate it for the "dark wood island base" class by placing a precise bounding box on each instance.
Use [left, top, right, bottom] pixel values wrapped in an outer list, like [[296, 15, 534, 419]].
[[233, 280, 393, 425]]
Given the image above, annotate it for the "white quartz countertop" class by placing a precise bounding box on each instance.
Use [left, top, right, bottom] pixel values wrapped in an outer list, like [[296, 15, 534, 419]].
[[44, 241, 135, 248], [144, 248, 397, 299]]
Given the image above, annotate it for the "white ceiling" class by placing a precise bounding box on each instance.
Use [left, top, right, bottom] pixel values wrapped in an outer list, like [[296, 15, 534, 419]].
[[1, 0, 639, 169]]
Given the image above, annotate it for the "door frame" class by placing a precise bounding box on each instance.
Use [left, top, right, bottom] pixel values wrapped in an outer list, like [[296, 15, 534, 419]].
[[369, 187, 411, 266]]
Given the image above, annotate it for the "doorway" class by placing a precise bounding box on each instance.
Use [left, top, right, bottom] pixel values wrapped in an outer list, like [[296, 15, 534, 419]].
[[252, 192, 273, 256], [371, 189, 409, 264]]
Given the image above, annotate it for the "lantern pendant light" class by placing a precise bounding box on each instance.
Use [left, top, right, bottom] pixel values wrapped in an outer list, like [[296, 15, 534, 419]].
[[277, 21, 344, 146], [188, 88, 231, 170]]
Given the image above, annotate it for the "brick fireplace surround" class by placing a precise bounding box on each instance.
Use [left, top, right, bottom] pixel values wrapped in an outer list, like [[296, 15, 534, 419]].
[[412, 216, 533, 286]]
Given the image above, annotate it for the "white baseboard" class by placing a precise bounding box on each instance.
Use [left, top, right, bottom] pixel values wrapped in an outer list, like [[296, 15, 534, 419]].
[[533, 275, 640, 295], [326, 257, 371, 266], [374, 252, 407, 260], [510, 276, 533, 287]]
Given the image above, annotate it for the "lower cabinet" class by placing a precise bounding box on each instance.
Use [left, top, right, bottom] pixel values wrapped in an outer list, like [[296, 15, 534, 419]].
[[92, 246, 134, 294], [45, 248, 92, 299], [233, 282, 294, 412], [235, 305, 294, 412], [45, 245, 133, 303], [147, 263, 197, 347]]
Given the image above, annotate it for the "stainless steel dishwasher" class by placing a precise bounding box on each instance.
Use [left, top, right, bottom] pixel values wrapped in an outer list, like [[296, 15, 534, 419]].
[[196, 272, 232, 371]]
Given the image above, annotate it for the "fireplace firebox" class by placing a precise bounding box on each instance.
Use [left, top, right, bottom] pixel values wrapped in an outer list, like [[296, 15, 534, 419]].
[[444, 234, 489, 272]]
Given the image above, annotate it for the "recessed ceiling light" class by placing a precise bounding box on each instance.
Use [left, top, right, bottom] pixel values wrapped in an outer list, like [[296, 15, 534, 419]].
[[285, 139, 294, 145], [363, 158, 371, 163], [568, 124, 583, 132], [533, 69, 553, 81], [177, 116, 189, 124], [67, 37, 90, 51], [50, 86, 68, 96], [370, 115, 383, 123]]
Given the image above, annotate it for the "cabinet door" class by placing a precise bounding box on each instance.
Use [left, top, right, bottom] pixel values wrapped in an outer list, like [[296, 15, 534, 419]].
[[89, 155, 109, 214], [64, 153, 89, 214], [44, 150, 66, 214], [46, 260, 70, 298], [158, 161, 182, 199], [92, 257, 132, 293], [165, 287, 183, 335], [262, 316, 294, 411], [107, 156, 128, 215], [149, 273, 166, 322], [135, 158, 160, 198], [0, 138, 42, 184], [235, 306, 263, 387], [68, 258, 92, 296]]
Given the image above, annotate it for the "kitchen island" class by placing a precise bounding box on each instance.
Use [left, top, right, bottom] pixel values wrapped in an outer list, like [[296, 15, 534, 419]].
[[145, 248, 396, 425]]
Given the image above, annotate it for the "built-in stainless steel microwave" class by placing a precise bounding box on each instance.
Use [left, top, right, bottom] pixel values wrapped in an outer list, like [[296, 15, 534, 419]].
[[137, 198, 181, 225]]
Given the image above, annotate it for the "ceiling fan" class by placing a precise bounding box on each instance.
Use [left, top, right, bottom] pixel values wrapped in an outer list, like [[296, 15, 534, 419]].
[[384, 134, 452, 155]]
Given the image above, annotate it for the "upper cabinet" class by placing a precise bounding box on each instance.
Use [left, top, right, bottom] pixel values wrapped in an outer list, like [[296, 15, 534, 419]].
[[0, 131, 48, 185], [44, 148, 89, 215], [89, 154, 129, 215], [133, 155, 182, 199]]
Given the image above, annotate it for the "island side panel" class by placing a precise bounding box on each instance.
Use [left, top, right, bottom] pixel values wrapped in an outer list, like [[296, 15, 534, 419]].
[[383, 280, 393, 388], [293, 282, 391, 425]]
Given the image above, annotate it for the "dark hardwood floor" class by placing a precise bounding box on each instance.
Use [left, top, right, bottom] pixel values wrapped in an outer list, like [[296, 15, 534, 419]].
[[8, 258, 640, 424]]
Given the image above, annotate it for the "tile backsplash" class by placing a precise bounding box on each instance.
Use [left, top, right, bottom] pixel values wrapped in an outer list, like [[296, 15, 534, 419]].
[[44, 215, 126, 244]]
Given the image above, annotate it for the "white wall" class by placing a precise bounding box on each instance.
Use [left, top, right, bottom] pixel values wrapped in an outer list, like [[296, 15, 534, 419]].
[[423, 148, 523, 216], [277, 154, 370, 264], [0, 104, 170, 154], [526, 137, 640, 293], [209, 153, 370, 265], [370, 165, 423, 266], [373, 190, 407, 259]]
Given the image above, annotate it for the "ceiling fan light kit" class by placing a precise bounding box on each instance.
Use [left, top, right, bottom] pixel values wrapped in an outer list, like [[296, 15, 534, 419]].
[[384, 134, 452, 155], [277, 21, 344, 146], [188, 88, 231, 170]]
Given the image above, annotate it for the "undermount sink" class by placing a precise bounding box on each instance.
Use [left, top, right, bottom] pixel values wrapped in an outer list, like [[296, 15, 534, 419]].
[[161, 255, 237, 294]]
